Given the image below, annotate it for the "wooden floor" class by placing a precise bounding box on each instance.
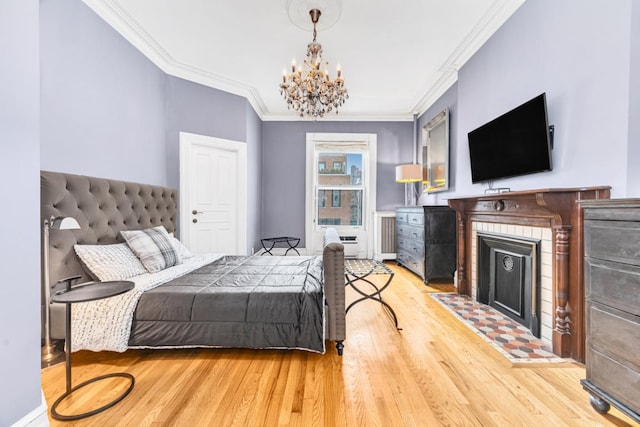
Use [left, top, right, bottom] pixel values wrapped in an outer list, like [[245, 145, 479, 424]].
[[41, 263, 638, 427]]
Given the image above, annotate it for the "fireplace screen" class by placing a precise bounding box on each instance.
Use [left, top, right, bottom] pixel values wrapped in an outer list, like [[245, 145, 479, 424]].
[[477, 233, 541, 337]]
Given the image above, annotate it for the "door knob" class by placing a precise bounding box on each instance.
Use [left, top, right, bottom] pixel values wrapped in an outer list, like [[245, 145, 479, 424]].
[[192, 210, 198, 215]]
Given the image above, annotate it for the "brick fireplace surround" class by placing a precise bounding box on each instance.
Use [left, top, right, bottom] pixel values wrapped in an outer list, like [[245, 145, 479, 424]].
[[448, 187, 610, 362]]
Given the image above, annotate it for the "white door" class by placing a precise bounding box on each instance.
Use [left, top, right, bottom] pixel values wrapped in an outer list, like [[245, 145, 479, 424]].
[[179, 132, 247, 255]]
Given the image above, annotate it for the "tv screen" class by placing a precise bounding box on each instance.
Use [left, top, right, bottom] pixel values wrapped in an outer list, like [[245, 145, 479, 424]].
[[468, 93, 552, 184]]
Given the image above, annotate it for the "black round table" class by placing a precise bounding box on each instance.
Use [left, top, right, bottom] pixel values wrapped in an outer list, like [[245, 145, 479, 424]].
[[50, 279, 135, 421]]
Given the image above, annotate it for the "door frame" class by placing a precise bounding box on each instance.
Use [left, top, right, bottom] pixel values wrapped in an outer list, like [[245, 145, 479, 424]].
[[179, 131, 247, 254], [305, 132, 377, 258]]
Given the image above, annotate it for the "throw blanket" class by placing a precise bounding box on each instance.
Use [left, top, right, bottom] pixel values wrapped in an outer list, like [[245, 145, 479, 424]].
[[70, 254, 222, 352]]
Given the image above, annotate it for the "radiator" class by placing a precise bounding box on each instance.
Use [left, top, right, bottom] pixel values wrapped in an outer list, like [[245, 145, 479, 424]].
[[373, 211, 397, 261]]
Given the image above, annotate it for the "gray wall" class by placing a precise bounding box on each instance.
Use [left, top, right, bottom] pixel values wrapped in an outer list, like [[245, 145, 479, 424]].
[[164, 76, 248, 189], [450, 0, 634, 198], [40, 0, 167, 185], [417, 83, 458, 206], [627, 0, 640, 197], [164, 76, 262, 252], [246, 105, 263, 253], [39, 0, 264, 254], [0, 1, 42, 425], [261, 121, 413, 246]]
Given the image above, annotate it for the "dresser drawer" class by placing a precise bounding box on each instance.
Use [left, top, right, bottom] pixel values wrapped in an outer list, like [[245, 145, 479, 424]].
[[397, 224, 424, 241], [585, 220, 640, 266], [587, 347, 640, 414], [407, 212, 424, 226], [585, 258, 640, 317], [397, 236, 424, 258], [397, 252, 424, 279], [396, 211, 409, 224], [587, 301, 640, 365]]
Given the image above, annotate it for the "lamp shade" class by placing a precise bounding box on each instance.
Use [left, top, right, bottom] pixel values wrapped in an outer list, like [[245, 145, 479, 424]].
[[395, 164, 422, 183], [51, 217, 81, 230]]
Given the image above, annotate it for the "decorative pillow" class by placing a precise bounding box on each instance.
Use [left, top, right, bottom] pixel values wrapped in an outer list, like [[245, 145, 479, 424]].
[[74, 243, 148, 281], [169, 235, 194, 259], [120, 226, 182, 273]]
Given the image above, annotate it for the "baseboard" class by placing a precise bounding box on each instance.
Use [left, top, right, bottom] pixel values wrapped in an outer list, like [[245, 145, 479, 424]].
[[373, 252, 397, 261], [11, 390, 48, 427], [255, 247, 308, 256]]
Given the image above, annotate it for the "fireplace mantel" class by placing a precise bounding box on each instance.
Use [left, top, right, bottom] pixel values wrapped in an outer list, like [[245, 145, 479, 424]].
[[448, 187, 610, 361]]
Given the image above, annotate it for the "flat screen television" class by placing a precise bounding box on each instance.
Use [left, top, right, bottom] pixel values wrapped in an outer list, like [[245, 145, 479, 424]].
[[467, 93, 553, 184]]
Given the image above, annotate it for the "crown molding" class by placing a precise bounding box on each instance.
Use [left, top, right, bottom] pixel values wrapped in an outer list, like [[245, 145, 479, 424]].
[[82, 0, 268, 117], [262, 111, 415, 122], [83, 0, 523, 122], [412, 0, 525, 116]]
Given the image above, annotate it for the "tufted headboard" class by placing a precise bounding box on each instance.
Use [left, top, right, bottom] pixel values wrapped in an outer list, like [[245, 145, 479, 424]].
[[41, 171, 177, 338]]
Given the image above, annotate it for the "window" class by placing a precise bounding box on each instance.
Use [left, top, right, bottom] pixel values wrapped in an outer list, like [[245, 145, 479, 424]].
[[316, 152, 363, 226], [305, 132, 377, 258], [318, 218, 340, 225], [331, 190, 341, 207]]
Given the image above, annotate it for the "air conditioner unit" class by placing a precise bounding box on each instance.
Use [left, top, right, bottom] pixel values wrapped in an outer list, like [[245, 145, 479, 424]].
[[339, 235, 359, 258]]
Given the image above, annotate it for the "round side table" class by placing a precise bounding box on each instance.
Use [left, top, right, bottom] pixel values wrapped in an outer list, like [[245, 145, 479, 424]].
[[50, 278, 135, 421]]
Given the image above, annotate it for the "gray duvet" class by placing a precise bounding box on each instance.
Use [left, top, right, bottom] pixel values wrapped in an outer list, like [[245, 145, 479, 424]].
[[128, 255, 326, 353]]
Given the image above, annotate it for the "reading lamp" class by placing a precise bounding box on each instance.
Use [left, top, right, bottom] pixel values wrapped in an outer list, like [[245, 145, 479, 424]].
[[42, 216, 81, 362], [395, 164, 422, 206]]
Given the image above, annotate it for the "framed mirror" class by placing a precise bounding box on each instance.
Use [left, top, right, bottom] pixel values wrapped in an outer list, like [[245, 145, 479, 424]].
[[422, 108, 449, 193]]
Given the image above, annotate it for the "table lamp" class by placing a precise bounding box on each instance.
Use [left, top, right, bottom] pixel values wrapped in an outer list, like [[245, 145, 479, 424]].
[[395, 164, 422, 206]]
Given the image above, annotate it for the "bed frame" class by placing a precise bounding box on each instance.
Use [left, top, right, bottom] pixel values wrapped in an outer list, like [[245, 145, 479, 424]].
[[41, 171, 345, 354]]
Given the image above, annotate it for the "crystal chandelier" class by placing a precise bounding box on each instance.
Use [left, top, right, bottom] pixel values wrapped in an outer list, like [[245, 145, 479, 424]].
[[279, 9, 348, 119]]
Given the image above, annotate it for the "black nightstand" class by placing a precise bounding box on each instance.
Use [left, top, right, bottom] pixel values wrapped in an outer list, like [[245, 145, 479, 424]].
[[50, 277, 135, 421]]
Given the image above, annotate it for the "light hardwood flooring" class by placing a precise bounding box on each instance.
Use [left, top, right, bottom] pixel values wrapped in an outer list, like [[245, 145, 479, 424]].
[[41, 262, 638, 426]]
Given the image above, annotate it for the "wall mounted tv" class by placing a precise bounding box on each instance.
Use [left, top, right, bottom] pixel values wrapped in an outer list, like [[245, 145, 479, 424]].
[[468, 93, 553, 184]]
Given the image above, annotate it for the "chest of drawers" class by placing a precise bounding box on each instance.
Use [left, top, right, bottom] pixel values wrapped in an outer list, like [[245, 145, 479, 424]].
[[580, 200, 640, 423], [396, 206, 456, 283]]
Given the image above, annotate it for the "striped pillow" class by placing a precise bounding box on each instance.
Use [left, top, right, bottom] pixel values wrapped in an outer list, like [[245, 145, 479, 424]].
[[120, 226, 182, 273]]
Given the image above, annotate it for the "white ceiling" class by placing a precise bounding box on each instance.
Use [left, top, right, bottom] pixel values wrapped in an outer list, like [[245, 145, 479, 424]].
[[83, 0, 524, 121]]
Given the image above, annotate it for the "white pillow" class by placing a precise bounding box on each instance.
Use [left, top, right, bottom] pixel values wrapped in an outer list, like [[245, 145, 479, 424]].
[[120, 226, 182, 273], [74, 243, 148, 281]]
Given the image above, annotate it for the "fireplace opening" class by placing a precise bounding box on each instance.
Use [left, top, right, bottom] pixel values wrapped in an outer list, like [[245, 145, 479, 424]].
[[477, 233, 541, 338]]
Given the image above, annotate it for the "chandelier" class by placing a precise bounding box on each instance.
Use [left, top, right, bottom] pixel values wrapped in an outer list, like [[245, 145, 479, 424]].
[[279, 9, 348, 119]]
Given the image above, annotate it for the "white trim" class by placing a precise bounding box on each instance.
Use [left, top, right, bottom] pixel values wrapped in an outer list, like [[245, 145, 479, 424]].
[[411, 0, 525, 115], [262, 112, 415, 122], [82, 0, 266, 116], [82, 0, 523, 120], [305, 133, 377, 259], [11, 390, 48, 427], [179, 132, 248, 255]]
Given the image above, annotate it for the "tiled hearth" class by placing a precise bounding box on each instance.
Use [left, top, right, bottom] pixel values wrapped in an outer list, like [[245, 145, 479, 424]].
[[432, 293, 564, 363], [470, 221, 553, 346]]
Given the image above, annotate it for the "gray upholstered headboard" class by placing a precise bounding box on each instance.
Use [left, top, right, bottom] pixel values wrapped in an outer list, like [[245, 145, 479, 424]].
[[41, 171, 177, 338]]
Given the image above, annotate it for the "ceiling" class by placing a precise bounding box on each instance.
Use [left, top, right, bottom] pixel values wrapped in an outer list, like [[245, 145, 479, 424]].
[[83, 0, 524, 121]]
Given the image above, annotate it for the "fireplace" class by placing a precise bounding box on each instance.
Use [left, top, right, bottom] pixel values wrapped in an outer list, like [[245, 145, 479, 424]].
[[448, 187, 611, 361], [477, 233, 541, 338]]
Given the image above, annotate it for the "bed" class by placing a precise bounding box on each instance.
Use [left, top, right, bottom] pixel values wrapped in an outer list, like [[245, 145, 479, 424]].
[[41, 171, 346, 355]]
